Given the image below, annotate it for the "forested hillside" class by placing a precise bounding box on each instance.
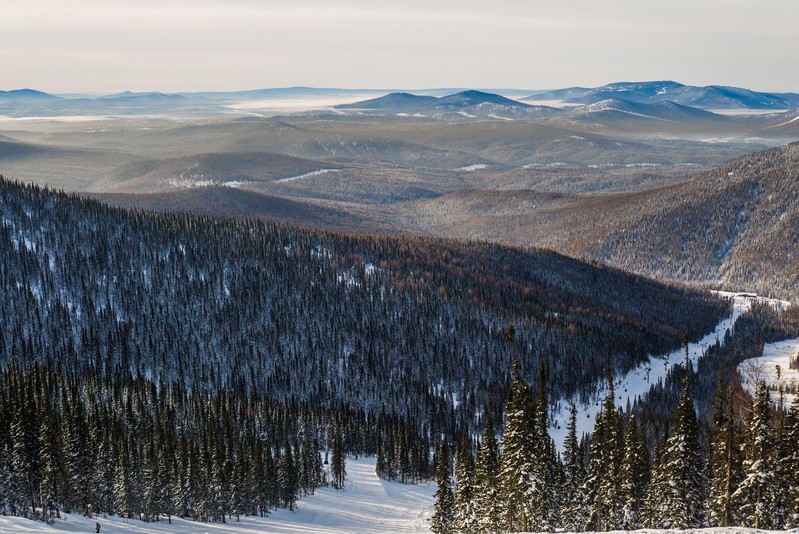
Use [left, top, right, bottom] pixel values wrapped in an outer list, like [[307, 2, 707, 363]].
[[407, 141, 799, 302], [589, 141, 799, 301], [0, 177, 727, 414], [0, 176, 730, 522]]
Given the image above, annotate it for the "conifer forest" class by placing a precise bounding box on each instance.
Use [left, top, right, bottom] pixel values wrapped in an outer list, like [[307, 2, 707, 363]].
[[1, 176, 799, 531]]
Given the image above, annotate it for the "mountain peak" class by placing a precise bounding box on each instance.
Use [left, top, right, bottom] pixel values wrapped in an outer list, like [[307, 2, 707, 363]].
[[0, 88, 60, 100]]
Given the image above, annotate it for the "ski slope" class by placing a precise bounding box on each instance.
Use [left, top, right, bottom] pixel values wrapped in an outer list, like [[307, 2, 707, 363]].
[[0, 458, 435, 534], [738, 336, 799, 407], [550, 292, 788, 449]]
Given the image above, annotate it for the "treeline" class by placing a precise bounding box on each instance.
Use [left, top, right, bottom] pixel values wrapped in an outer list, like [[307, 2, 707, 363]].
[[0, 359, 433, 522], [432, 346, 799, 532]]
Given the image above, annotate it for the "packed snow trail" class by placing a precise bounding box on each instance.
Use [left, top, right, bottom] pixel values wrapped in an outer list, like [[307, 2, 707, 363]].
[[550, 292, 789, 449], [0, 458, 435, 534]]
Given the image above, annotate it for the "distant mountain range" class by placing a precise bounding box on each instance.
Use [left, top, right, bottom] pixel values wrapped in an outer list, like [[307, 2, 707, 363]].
[[570, 98, 726, 123], [335, 90, 558, 118], [1, 82, 797, 118], [0, 88, 60, 102], [525, 81, 799, 110]]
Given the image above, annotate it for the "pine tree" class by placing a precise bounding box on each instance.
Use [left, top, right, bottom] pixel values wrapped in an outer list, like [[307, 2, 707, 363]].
[[92, 428, 116, 517], [431, 438, 454, 534], [771, 399, 793, 529], [309, 437, 324, 495], [619, 411, 648, 529], [583, 369, 622, 531], [643, 422, 669, 528], [278, 439, 299, 510], [331, 421, 346, 490], [707, 384, 742, 526], [473, 413, 501, 533], [532, 359, 557, 531], [785, 395, 799, 528], [38, 410, 62, 521], [113, 447, 130, 517], [560, 403, 587, 531], [659, 360, 705, 529], [733, 380, 778, 529], [499, 357, 536, 532], [452, 432, 477, 532], [11, 381, 40, 518]]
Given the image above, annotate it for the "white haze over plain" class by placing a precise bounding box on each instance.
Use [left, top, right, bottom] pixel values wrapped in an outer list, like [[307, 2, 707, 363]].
[[2, 0, 798, 93]]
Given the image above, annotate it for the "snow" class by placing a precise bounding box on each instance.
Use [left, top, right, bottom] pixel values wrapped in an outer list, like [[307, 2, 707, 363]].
[[487, 114, 513, 121], [738, 336, 799, 407], [581, 101, 674, 122], [549, 293, 786, 450], [222, 181, 250, 188], [167, 177, 216, 189], [456, 164, 487, 171], [765, 113, 799, 129], [0, 457, 435, 534], [275, 169, 341, 183], [523, 162, 566, 168]]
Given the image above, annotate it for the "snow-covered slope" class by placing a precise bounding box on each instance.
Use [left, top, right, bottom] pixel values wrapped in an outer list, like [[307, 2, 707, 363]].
[[738, 336, 799, 407], [0, 458, 435, 534], [550, 292, 787, 449]]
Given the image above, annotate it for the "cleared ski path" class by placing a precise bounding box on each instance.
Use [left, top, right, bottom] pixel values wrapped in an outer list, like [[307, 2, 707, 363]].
[[0, 458, 435, 533], [550, 292, 787, 449]]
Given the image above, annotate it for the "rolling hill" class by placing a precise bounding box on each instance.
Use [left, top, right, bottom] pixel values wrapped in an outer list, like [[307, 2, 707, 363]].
[[334, 89, 556, 118], [525, 81, 799, 110], [404, 141, 799, 301]]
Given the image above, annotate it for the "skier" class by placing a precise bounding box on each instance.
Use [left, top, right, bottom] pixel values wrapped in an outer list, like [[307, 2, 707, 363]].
[[95, 522, 101, 533]]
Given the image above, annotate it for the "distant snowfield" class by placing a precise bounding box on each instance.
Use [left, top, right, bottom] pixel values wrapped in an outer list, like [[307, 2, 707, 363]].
[[276, 169, 341, 183], [456, 164, 487, 171], [550, 292, 789, 450], [0, 458, 435, 534]]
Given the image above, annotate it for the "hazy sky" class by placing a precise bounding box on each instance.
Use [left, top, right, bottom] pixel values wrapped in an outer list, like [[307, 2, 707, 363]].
[[3, 0, 797, 93]]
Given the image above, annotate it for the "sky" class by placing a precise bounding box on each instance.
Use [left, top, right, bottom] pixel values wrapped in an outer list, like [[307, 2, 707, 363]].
[[2, 0, 797, 94]]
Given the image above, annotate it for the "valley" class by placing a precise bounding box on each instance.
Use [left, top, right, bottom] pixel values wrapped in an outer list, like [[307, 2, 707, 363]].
[[1, 81, 798, 533]]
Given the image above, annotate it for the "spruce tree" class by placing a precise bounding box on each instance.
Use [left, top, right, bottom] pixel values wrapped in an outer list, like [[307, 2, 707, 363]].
[[474, 413, 501, 533], [583, 369, 622, 531], [431, 438, 454, 534], [331, 422, 346, 490], [733, 380, 778, 529], [532, 360, 557, 531], [38, 411, 62, 522], [619, 411, 648, 530], [659, 360, 705, 529], [707, 384, 743, 527], [499, 358, 536, 532], [278, 439, 298, 511], [785, 395, 799, 528], [560, 403, 587, 531], [452, 431, 477, 533]]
